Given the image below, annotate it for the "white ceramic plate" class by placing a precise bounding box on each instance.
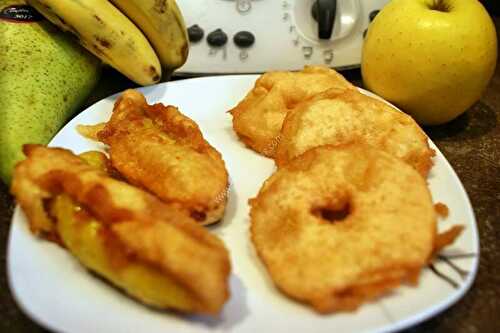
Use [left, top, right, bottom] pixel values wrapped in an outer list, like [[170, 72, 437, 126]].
[[8, 75, 479, 333]]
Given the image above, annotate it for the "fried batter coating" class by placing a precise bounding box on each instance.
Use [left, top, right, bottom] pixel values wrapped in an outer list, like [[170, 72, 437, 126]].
[[229, 66, 354, 157], [275, 89, 435, 176], [250, 144, 442, 313], [80, 89, 229, 226], [11, 145, 231, 315]]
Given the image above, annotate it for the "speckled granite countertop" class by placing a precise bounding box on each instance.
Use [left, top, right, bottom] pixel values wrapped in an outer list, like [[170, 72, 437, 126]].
[[1, 18, 499, 333]]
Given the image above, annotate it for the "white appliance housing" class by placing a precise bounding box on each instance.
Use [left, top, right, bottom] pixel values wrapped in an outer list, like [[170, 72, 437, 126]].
[[176, 0, 390, 74]]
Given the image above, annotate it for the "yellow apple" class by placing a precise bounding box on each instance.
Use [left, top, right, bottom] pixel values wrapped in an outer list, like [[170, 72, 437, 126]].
[[361, 0, 497, 125]]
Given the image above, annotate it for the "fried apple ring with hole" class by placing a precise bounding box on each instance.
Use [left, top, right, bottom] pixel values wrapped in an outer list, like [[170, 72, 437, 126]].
[[275, 89, 434, 176], [250, 144, 438, 313], [229, 66, 354, 157]]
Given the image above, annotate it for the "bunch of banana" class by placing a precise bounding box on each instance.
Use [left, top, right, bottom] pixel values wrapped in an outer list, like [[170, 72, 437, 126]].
[[26, 0, 189, 85], [110, 0, 189, 77], [0, 0, 101, 185]]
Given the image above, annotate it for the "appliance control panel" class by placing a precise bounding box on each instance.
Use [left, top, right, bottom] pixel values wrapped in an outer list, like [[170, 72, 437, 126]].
[[176, 0, 389, 74]]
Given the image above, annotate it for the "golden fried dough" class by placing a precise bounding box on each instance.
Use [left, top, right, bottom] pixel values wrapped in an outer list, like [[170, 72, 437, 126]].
[[11, 145, 231, 315], [80, 89, 229, 225], [229, 66, 354, 157], [250, 144, 438, 313], [275, 89, 434, 176]]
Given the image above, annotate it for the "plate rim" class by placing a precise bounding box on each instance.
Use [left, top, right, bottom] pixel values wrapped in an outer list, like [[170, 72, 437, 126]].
[[6, 74, 480, 333]]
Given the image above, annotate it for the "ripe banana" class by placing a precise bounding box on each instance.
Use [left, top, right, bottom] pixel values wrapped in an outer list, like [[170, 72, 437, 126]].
[[26, 0, 162, 86], [109, 0, 189, 76], [0, 0, 100, 185]]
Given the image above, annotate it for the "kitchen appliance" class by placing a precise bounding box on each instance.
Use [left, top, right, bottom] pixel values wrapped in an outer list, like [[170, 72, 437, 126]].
[[176, 0, 390, 74]]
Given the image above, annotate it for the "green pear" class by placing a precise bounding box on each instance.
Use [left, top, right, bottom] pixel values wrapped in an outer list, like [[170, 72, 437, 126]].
[[0, 0, 101, 184]]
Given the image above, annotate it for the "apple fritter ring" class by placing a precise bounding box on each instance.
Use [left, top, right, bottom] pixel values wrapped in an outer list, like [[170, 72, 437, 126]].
[[250, 144, 438, 313], [275, 89, 435, 177], [229, 65, 354, 157]]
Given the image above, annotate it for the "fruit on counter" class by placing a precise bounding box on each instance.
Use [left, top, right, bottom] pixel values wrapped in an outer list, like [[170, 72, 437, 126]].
[[361, 0, 497, 125], [0, 0, 101, 185], [109, 0, 189, 77], [26, 0, 162, 86]]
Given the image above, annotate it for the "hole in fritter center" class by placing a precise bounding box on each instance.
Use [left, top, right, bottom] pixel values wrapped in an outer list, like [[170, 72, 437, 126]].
[[311, 201, 351, 223]]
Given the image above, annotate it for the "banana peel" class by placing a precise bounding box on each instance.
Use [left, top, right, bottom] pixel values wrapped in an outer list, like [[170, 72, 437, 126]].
[[27, 0, 162, 85], [109, 0, 189, 75]]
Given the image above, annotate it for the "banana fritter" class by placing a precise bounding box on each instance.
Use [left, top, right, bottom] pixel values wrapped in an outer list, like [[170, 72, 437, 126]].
[[80, 89, 229, 225], [11, 145, 231, 315]]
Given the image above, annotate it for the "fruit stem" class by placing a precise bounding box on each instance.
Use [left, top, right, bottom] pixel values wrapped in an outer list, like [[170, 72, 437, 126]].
[[428, 0, 452, 12]]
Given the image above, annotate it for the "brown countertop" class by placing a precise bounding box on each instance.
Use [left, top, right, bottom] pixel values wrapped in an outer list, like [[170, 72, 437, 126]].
[[1, 19, 499, 333]]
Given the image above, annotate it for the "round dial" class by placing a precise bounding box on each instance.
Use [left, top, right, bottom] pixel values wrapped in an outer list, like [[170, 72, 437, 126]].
[[311, 0, 337, 40], [291, 0, 360, 45]]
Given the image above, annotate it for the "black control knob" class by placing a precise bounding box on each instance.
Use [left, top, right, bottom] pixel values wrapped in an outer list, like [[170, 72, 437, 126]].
[[233, 31, 255, 48], [369, 10, 380, 22], [187, 24, 204, 43], [207, 29, 228, 47], [311, 0, 337, 40]]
